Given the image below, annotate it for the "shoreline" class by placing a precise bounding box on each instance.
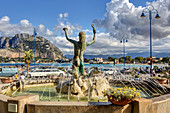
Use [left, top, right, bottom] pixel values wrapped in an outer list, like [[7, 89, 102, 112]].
[[0, 62, 168, 66]]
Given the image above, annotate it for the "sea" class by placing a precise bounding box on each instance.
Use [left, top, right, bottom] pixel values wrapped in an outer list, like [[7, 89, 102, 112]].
[[0, 63, 167, 77], [0, 63, 166, 69]]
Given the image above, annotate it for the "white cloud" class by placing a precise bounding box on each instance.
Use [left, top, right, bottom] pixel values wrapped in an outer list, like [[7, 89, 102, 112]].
[[59, 14, 63, 19], [63, 13, 68, 18], [93, 0, 170, 40], [0, 16, 34, 36], [0, 16, 10, 23], [37, 24, 45, 32], [86, 0, 170, 56], [20, 20, 30, 26], [46, 29, 54, 36], [54, 13, 83, 36], [0, 16, 56, 37], [52, 29, 170, 56]]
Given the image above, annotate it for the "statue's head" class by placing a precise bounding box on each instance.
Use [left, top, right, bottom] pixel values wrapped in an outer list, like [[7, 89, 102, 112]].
[[79, 32, 86, 43]]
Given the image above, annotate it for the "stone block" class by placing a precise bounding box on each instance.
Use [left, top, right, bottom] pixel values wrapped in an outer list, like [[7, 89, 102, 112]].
[[151, 94, 170, 113], [133, 98, 153, 113], [7, 94, 39, 113], [0, 94, 12, 113], [27, 102, 131, 113]]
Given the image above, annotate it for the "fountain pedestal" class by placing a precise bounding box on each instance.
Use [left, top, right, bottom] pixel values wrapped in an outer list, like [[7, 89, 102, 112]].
[[56, 76, 110, 98]]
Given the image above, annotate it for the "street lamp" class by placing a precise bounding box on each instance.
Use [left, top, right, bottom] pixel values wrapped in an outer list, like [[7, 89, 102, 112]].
[[120, 36, 128, 70], [33, 28, 37, 70], [140, 4, 160, 77]]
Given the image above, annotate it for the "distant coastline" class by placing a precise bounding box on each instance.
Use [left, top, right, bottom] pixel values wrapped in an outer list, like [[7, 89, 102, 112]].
[[0, 62, 168, 69]]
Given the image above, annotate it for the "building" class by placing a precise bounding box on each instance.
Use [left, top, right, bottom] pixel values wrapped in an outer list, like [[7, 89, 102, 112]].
[[94, 57, 103, 64]]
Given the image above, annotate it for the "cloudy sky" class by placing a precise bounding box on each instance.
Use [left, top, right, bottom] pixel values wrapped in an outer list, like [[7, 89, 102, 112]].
[[0, 0, 170, 56]]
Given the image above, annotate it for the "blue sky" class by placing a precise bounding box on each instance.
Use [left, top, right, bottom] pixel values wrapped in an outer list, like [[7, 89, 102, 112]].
[[0, 0, 155, 31], [0, 0, 170, 56], [0, 0, 109, 30]]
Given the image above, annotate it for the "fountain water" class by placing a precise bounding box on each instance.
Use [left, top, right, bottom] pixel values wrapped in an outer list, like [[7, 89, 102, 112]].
[[58, 75, 64, 102], [40, 84, 47, 100], [67, 70, 71, 102], [2, 65, 169, 102], [110, 67, 169, 98], [48, 85, 51, 101]]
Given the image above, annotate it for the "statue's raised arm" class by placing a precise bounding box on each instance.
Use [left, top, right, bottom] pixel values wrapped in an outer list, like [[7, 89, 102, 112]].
[[63, 28, 77, 44], [86, 24, 96, 46]]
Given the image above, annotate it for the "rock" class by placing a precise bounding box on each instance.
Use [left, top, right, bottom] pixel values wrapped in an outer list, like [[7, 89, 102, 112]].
[[95, 77, 110, 96], [0, 33, 65, 59], [56, 79, 73, 94], [15, 33, 30, 39], [67, 79, 83, 96], [90, 85, 98, 97], [81, 80, 88, 92], [78, 77, 83, 86], [56, 76, 111, 98]]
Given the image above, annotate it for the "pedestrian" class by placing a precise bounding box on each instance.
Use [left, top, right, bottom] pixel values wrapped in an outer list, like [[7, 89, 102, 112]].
[[20, 73, 25, 86], [67, 71, 69, 78], [15, 73, 19, 79]]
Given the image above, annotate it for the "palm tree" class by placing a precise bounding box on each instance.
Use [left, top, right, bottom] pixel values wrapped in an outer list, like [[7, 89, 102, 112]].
[[24, 50, 34, 79]]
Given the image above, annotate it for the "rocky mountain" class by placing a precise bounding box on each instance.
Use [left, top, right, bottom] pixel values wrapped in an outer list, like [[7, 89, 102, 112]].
[[0, 33, 65, 59]]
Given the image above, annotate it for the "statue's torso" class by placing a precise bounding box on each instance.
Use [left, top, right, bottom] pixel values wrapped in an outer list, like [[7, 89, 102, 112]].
[[73, 42, 86, 63]]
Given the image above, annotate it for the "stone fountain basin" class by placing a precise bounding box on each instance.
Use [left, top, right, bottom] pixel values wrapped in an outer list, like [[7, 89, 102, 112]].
[[1, 76, 169, 102], [0, 93, 170, 113]]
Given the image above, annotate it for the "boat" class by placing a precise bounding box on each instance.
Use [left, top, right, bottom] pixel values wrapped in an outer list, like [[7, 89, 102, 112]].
[[1, 77, 13, 83], [27, 68, 66, 78], [102, 68, 116, 75], [0, 68, 18, 77]]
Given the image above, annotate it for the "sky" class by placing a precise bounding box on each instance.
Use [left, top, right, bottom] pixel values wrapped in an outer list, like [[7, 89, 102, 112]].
[[0, 0, 170, 57]]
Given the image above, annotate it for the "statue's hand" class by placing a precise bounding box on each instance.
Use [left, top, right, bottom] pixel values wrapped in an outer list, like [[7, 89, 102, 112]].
[[91, 24, 94, 28], [91, 24, 96, 34], [63, 28, 68, 31]]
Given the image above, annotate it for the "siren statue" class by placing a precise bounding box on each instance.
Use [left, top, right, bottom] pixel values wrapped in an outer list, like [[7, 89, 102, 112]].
[[63, 24, 96, 79]]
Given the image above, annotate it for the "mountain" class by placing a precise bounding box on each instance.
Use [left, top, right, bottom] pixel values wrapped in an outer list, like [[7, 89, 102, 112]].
[[65, 54, 122, 59], [154, 53, 170, 58], [0, 33, 65, 59], [65, 52, 170, 59]]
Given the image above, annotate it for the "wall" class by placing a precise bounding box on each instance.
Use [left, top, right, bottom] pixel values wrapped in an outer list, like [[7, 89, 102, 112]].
[[8, 94, 39, 113], [0, 93, 170, 113], [133, 94, 170, 113], [27, 102, 131, 113], [151, 94, 170, 113], [0, 94, 11, 113], [26, 94, 170, 113]]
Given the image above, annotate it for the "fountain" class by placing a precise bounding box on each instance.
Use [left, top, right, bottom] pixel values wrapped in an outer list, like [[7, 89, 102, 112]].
[[0, 25, 169, 113], [56, 24, 111, 99]]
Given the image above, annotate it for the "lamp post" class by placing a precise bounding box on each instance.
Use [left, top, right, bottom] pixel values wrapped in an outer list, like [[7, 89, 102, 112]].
[[33, 28, 37, 70], [140, 4, 160, 77], [120, 36, 128, 70]]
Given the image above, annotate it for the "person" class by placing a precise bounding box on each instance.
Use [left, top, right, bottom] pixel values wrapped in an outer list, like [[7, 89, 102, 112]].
[[15, 73, 19, 79], [145, 67, 149, 73], [67, 70, 69, 78], [63, 24, 96, 79], [113, 59, 115, 66], [152, 69, 155, 75], [20, 74, 25, 80], [20, 73, 25, 86], [134, 75, 139, 81]]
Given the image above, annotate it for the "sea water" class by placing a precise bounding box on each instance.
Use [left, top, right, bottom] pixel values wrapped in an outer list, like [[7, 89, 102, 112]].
[[0, 63, 164, 69]]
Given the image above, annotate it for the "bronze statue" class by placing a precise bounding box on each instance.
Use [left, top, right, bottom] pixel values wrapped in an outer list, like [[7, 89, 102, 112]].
[[63, 24, 96, 79]]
